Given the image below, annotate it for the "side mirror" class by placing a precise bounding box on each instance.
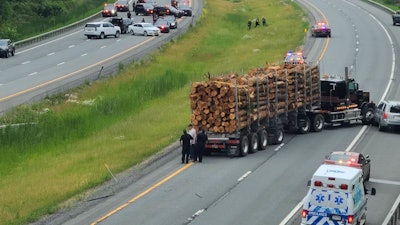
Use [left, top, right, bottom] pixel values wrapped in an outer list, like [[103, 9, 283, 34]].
[[307, 180, 311, 187]]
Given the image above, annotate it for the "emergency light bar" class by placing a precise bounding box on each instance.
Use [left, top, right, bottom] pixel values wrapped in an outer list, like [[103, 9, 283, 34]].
[[314, 180, 349, 190], [324, 159, 362, 169]]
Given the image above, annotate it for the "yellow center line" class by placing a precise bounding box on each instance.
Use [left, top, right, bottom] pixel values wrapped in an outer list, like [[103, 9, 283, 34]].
[[90, 162, 193, 225]]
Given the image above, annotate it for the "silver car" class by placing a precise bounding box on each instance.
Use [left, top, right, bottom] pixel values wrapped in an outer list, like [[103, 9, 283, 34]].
[[128, 23, 160, 36], [373, 100, 400, 131]]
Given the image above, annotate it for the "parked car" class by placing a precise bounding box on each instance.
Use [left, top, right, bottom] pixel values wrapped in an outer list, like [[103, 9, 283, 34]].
[[169, 5, 183, 18], [284, 50, 306, 64], [128, 22, 160, 36], [311, 22, 331, 37], [163, 15, 177, 29], [373, 100, 400, 131], [325, 151, 371, 182], [115, 0, 130, 12], [178, 4, 192, 16], [153, 6, 170, 16], [153, 19, 170, 33], [134, 3, 154, 16], [83, 22, 121, 39], [102, 4, 118, 17], [0, 39, 15, 58], [109, 17, 133, 34]]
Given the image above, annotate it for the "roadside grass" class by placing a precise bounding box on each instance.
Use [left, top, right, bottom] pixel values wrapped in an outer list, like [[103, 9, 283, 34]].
[[0, 0, 308, 224]]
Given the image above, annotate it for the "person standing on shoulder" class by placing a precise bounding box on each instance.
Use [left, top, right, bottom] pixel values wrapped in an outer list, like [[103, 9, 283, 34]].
[[188, 124, 197, 162], [247, 19, 252, 30], [196, 129, 208, 163], [180, 129, 193, 164], [262, 17, 266, 26]]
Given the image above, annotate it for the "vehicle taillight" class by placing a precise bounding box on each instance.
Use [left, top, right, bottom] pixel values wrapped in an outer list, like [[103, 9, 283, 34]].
[[347, 215, 354, 223], [383, 112, 388, 119], [301, 209, 308, 218], [314, 181, 322, 186], [340, 184, 348, 190]]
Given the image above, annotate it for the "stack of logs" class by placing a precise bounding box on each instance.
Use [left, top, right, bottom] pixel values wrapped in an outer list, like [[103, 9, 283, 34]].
[[190, 63, 320, 133]]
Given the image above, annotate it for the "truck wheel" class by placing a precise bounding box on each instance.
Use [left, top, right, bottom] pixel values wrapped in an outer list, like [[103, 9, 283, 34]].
[[257, 129, 268, 150], [270, 128, 284, 145], [361, 107, 375, 125], [239, 135, 249, 157], [248, 133, 258, 154], [311, 114, 324, 132], [115, 31, 120, 38], [100, 32, 105, 39], [297, 115, 310, 134]]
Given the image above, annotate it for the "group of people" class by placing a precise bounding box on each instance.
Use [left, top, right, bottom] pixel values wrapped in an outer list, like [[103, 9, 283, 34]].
[[247, 17, 267, 30], [179, 124, 208, 164]]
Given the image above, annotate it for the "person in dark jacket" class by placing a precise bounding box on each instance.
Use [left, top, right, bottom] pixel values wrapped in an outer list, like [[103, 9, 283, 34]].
[[196, 129, 208, 163], [180, 129, 193, 164]]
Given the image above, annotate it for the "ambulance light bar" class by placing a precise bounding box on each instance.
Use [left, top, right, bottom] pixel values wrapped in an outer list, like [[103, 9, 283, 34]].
[[313, 180, 349, 190]]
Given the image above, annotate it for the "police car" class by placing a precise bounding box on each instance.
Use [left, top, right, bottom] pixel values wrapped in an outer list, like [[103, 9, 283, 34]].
[[301, 164, 376, 225], [284, 51, 306, 65], [311, 22, 331, 37]]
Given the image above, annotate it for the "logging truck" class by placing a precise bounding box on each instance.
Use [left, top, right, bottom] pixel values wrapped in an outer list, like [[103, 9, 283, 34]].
[[189, 63, 375, 157]]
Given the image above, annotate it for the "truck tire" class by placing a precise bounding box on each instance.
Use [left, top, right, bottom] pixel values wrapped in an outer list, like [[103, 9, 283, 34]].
[[239, 135, 249, 157], [257, 129, 268, 150], [248, 133, 258, 154], [270, 128, 284, 145], [361, 106, 375, 125], [311, 114, 324, 132], [297, 115, 310, 134]]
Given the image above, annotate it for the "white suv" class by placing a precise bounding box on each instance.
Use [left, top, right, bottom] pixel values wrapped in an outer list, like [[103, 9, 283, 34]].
[[84, 22, 121, 39]]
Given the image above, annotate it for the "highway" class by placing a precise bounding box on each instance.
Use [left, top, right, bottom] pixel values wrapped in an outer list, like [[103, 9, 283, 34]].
[[14, 0, 400, 225], [0, 0, 201, 113]]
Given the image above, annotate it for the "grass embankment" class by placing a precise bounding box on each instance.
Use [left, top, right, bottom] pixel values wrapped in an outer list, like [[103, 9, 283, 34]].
[[0, 0, 307, 224]]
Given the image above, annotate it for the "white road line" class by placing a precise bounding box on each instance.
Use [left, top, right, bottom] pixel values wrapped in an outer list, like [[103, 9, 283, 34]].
[[57, 62, 65, 66], [238, 171, 252, 182], [369, 178, 400, 186], [81, 53, 88, 57], [22, 61, 31, 65], [28, 72, 38, 76], [48, 52, 55, 56]]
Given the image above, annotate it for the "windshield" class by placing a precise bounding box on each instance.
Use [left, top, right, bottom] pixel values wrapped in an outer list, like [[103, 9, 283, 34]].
[[0, 40, 7, 46]]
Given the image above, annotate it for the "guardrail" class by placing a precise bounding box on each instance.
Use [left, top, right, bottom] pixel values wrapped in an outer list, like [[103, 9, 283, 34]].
[[14, 11, 101, 49]]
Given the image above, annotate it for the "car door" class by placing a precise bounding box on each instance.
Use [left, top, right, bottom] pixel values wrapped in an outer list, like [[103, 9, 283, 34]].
[[358, 154, 370, 179], [374, 102, 385, 124], [135, 24, 144, 35]]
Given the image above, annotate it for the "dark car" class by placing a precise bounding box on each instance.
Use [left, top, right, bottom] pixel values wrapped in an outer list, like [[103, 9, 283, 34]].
[[153, 6, 170, 16], [154, 19, 170, 33], [169, 5, 183, 18], [325, 151, 371, 182], [163, 15, 177, 29], [0, 39, 15, 58], [109, 17, 134, 34], [178, 4, 192, 16], [102, 4, 118, 17], [115, 0, 129, 12], [134, 3, 154, 16], [311, 22, 331, 37]]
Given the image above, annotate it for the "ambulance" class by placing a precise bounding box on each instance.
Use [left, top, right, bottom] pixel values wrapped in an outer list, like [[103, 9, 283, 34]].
[[301, 164, 376, 225]]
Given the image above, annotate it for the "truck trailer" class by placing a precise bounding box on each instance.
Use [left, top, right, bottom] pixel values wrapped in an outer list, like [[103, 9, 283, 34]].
[[189, 63, 375, 157]]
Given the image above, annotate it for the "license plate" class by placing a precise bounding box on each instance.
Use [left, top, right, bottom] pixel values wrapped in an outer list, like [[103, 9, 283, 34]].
[[331, 215, 342, 221]]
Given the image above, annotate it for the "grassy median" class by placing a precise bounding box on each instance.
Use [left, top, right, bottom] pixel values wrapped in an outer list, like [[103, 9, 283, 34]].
[[0, 0, 307, 224]]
